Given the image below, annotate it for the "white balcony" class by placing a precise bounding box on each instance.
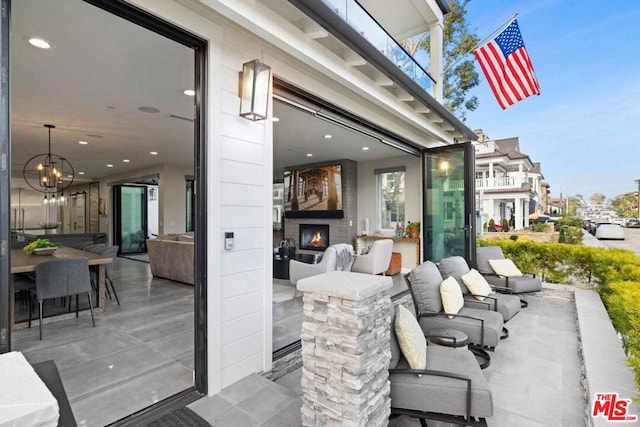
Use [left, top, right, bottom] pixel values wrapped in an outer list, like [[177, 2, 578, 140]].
[[476, 177, 521, 190]]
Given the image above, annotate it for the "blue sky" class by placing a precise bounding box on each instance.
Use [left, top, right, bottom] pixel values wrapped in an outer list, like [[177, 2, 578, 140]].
[[462, 0, 640, 202]]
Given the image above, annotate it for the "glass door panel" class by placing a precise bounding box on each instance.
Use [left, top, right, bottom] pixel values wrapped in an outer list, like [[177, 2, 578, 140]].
[[114, 185, 148, 254], [423, 143, 476, 264]]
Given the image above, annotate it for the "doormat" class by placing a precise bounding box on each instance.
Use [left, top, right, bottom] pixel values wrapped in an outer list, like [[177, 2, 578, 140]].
[[144, 407, 210, 427]]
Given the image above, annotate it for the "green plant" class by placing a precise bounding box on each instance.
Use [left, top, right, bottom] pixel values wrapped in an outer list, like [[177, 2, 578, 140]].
[[532, 223, 547, 232], [23, 238, 62, 255], [559, 225, 583, 244]]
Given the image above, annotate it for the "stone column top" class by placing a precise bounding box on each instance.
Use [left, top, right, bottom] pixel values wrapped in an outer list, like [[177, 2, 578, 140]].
[[297, 271, 392, 301]]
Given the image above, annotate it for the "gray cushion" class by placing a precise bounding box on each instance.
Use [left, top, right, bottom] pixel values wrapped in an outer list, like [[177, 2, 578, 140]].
[[389, 301, 402, 370], [437, 256, 471, 295], [485, 274, 542, 294], [463, 292, 521, 322], [389, 346, 493, 418], [476, 246, 505, 275], [418, 307, 504, 348], [409, 261, 444, 313]]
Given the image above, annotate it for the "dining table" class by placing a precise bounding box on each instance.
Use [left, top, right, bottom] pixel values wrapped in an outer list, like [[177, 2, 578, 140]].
[[10, 247, 113, 329]]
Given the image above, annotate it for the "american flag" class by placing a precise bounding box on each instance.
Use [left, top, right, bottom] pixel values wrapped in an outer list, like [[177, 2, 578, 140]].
[[473, 20, 540, 109]]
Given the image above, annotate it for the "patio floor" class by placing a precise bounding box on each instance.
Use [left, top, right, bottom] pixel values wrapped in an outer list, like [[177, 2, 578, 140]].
[[189, 285, 588, 426]]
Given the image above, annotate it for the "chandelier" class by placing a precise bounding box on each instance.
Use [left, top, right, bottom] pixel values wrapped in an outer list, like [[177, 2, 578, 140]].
[[22, 124, 75, 228]]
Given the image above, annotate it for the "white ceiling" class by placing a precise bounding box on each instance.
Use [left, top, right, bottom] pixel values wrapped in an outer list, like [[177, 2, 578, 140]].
[[11, 0, 412, 186]]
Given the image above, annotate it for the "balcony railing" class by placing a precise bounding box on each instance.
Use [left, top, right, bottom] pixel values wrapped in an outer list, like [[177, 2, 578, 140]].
[[476, 177, 520, 190], [320, 0, 435, 95]]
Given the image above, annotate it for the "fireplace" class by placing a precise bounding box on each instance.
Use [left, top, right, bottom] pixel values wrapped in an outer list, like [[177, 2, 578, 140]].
[[299, 224, 330, 251]]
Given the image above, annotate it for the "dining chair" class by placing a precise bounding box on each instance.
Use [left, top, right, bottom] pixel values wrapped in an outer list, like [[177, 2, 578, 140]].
[[30, 257, 95, 340], [91, 246, 120, 305]]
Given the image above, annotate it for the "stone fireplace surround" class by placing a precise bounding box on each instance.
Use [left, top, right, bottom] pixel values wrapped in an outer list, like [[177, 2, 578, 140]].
[[283, 160, 357, 254]]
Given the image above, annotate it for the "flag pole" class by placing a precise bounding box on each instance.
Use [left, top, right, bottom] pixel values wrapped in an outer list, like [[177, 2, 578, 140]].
[[443, 12, 519, 73]]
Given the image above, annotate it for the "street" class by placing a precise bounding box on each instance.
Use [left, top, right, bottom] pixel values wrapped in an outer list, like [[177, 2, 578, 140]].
[[597, 227, 640, 256]]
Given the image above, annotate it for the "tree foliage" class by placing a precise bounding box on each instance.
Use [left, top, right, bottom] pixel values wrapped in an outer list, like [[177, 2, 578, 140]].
[[402, 0, 480, 120], [611, 193, 639, 218], [590, 192, 606, 205]]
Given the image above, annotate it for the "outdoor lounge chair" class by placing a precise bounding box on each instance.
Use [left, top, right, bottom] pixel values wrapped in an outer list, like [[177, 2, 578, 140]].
[[438, 256, 522, 324], [475, 246, 542, 305], [389, 302, 493, 426], [404, 261, 504, 352]]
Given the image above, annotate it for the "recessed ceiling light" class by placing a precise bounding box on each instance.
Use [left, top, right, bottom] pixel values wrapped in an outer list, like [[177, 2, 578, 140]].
[[272, 117, 280, 122], [123, 159, 130, 163], [150, 151, 158, 155], [78, 140, 88, 145], [138, 106, 160, 113], [67, 174, 73, 178], [324, 134, 332, 139], [362, 146, 370, 151], [106, 164, 113, 168], [306, 153, 313, 157], [78, 171, 85, 175], [27, 37, 51, 49], [183, 89, 195, 96]]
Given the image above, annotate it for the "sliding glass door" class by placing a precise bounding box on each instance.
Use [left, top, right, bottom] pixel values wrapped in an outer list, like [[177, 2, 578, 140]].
[[113, 185, 148, 254], [423, 142, 476, 264]]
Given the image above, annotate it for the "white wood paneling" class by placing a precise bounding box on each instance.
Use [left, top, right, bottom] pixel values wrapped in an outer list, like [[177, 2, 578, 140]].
[[222, 312, 264, 345], [222, 183, 263, 206], [221, 160, 265, 186], [221, 248, 264, 275], [220, 228, 265, 252], [222, 332, 263, 368], [221, 353, 263, 388], [221, 206, 265, 229], [222, 269, 264, 299], [221, 291, 263, 322], [221, 136, 265, 165]]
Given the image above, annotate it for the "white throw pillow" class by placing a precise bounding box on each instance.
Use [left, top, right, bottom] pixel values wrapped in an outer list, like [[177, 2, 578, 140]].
[[488, 259, 523, 277], [394, 305, 427, 373], [461, 269, 493, 301], [440, 276, 464, 319]]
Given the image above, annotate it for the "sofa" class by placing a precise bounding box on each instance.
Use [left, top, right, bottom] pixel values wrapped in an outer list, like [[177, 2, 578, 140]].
[[146, 233, 194, 285]]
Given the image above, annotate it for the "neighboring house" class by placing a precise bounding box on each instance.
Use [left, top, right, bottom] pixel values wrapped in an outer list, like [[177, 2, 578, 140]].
[[547, 197, 565, 215], [474, 129, 543, 230]]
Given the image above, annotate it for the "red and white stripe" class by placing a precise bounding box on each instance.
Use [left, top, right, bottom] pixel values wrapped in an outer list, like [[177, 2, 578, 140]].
[[473, 41, 540, 109]]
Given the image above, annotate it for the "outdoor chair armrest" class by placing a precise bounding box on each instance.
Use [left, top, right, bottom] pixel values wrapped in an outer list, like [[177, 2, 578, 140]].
[[466, 294, 498, 311], [388, 368, 473, 422], [416, 311, 485, 347]]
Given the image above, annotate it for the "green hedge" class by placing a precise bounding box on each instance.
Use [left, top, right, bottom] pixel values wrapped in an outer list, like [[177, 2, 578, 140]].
[[478, 238, 640, 390]]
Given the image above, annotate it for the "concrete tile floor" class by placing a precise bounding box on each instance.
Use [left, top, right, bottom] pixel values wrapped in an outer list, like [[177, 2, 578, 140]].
[[191, 287, 587, 426]]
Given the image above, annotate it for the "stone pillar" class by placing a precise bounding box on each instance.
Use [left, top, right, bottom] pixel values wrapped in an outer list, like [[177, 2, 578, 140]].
[[298, 271, 393, 427]]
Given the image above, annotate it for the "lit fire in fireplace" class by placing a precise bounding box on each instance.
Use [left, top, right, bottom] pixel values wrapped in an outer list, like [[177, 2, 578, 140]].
[[309, 232, 325, 247]]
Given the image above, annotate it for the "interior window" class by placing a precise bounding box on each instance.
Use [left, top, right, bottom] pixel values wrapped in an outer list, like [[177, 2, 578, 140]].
[[377, 170, 405, 230]]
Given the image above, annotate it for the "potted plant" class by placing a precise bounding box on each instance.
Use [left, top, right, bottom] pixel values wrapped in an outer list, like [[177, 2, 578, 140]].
[[23, 238, 62, 255], [406, 221, 420, 239]]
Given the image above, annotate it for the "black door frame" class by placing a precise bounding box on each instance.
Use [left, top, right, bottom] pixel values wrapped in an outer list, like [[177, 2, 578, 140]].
[[0, 0, 11, 354], [112, 184, 149, 254], [84, 0, 209, 399], [422, 142, 476, 265], [0, 0, 209, 417]]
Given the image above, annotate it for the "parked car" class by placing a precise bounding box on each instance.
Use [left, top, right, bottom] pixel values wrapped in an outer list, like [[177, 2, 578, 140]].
[[625, 218, 640, 228], [595, 224, 625, 240], [589, 220, 610, 235]]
